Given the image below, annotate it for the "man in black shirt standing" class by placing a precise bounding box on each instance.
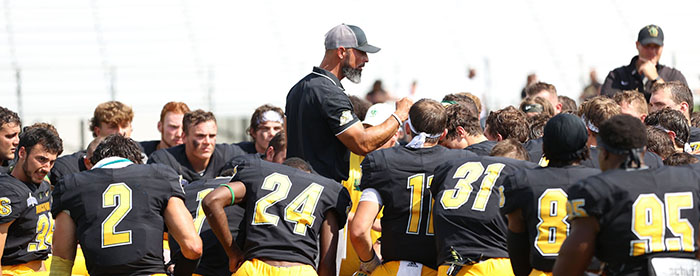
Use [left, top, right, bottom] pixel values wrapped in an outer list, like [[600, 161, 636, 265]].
[[601, 24, 687, 100], [285, 23, 412, 182]]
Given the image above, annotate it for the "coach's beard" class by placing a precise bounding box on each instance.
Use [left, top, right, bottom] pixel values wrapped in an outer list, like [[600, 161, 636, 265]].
[[342, 65, 362, 84]]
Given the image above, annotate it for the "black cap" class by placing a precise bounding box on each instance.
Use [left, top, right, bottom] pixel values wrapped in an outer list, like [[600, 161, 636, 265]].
[[637, 24, 664, 46], [543, 113, 588, 160]]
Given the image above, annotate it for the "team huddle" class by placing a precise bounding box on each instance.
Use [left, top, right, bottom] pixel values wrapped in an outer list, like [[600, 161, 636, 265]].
[[2, 23, 700, 276]]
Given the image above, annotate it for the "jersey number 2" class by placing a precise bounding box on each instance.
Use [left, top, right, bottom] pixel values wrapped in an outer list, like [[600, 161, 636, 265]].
[[101, 183, 133, 248], [253, 173, 324, 236]]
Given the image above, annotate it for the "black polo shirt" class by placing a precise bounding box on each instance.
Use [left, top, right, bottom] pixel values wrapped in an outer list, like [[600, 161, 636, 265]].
[[285, 67, 360, 182], [601, 55, 687, 100]]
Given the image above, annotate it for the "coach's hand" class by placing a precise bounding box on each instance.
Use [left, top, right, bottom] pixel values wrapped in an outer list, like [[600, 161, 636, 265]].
[[395, 97, 413, 122]]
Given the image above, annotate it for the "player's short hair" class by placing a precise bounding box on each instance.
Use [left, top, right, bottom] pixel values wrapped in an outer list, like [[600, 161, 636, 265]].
[[442, 93, 479, 116], [691, 112, 700, 128], [159, 101, 190, 122], [652, 81, 694, 113], [520, 96, 554, 117], [247, 104, 284, 134], [86, 136, 106, 161], [528, 114, 551, 140], [89, 101, 134, 137], [485, 106, 529, 143], [578, 96, 621, 134], [0, 106, 20, 130], [91, 134, 143, 165], [525, 82, 558, 97], [459, 92, 482, 115], [349, 96, 371, 121], [283, 157, 312, 173], [490, 138, 529, 161], [613, 91, 648, 115], [644, 108, 689, 148], [268, 131, 286, 153], [18, 126, 63, 156], [663, 152, 699, 166], [445, 103, 481, 140], [598, 114, 647, 168], [183, 109, 216, 135], [408, 99, 447, 144], [646, 126, 675, 160], [23, 122, 59, 136], [558, 96, 577, 114]]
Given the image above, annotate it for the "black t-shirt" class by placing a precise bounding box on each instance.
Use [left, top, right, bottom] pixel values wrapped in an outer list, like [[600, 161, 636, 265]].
[[465, 140, 498, 156], [0, 175, 52, 265], [285, 67, 360, 182], [523, 138, 544, 163], [148, 143, 246, 184], [431, 156, 536, 265], [168, 177, 245, 276], [580, 147, 664, 169], [568, 166, 700, 275], [360, 146, 475, 269], [139, 140, 160, 157], [500, 165, 600, 271], [52, 163, 185, 276], [229, 155, 351, 266], [49, 150, 87, 186]]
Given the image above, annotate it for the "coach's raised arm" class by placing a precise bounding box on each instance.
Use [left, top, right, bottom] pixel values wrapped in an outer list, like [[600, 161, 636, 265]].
[[285, 23, 412, 182]]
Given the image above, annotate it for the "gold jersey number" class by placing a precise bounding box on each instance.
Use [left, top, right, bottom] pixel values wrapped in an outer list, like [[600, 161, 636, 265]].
[[631, 192, 694, 256], [101, 183, 133, 248]]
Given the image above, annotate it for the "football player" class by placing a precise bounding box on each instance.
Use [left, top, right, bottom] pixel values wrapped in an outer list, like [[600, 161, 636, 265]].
[[50, 101, 134, 185], [50, 134, 202, 276], [501, 113, 600, 276], [0, 126, 62, 273], [554, 115, 700, 276], [430, 138, 536, 276], [148, 109, 246, 184], [140, 101, 191, 157], [0, 106, 20, 174], [203, 156, 351, 276], [349, 99, 474, 275]]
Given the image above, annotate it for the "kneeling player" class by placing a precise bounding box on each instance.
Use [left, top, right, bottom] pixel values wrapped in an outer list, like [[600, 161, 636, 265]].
[[500, 113, 600, 276], [554, 115, 700, 276], [203, 156, 351, 276], [430, 139, 536, 276], [50, 135, 203, 276]]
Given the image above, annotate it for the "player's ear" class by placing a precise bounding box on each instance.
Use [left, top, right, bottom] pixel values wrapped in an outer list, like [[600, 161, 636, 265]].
[[157, 121, 163, 133], [265, 146, 275, 162], [496, 133, 504, 142], [456, 126, 467, 139], [337, 47, 346, 60], [438, 129, 448, 141], [17, 146, 26, 159]]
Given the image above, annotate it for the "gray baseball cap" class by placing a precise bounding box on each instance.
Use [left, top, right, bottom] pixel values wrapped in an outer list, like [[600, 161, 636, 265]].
[[325, 24, 380, 53]]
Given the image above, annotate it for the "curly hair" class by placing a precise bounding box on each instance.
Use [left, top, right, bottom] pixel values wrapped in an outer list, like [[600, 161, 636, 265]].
[[89, 101, 134, 137], [485, 106, 529, 143], [90, 134, 144, 165]]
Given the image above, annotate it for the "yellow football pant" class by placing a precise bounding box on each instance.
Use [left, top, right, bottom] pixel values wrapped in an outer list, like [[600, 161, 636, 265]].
[[528, 269, 551, 276], [233, 259, 317, 276], [370, 261, 437, 276], [437, 258, 513, 276]]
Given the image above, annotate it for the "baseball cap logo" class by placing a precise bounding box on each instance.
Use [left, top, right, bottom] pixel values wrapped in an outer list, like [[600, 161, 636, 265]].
[[648, 26, 659, 37]]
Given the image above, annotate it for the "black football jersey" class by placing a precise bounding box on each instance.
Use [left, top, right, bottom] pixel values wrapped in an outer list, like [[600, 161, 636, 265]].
[[500, 165, 600, 271], [431, 156, 537, 265], [139, 140, 160, 157], [229, 155, 351, 266], [567, 166, 700, 269], [0, 175, 52, 265], [689, 127, 700, 151], [360, 146, 475, 269], [148, 143, 246, 184], [464, 140, 498, 156], [168, 177, 245, 276], [523, 138, 544, 163], [49, 150, 87, 186], [580, 147, 663, 169], [52, 164, 185, 276]]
